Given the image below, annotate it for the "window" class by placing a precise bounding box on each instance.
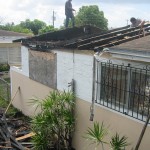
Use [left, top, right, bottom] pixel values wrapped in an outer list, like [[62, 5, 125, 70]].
[[95, 61, 150, 122]]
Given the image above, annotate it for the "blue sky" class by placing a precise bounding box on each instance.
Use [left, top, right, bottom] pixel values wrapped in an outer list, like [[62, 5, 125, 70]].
[[0, 0, 150, 28]]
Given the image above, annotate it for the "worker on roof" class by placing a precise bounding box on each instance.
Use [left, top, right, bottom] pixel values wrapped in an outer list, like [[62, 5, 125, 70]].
[[130, 17, 145, 28], [65, 0, 75, 28]]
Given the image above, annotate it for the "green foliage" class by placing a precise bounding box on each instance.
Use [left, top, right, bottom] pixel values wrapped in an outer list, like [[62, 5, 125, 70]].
[[0, 23, 32, 34], [20, 19, 46, 35], [11, 25, 32, 34], [84, 122, 130, 150], [0, 18, 48, 35], [39, 25, 58, 34], [75, 5, 108, 30], [31, 90, 75, 150], [0, 94, 18, 117], [0, 95, 8, 107], [110, 133, 129, 150], [84, 122, 108, 150], [0, 64, 10, 72]]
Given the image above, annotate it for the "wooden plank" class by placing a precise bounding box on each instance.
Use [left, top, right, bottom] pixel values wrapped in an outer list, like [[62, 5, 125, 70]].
[[78, 26, 150, 50], [66, 24, 150, 48], [16, 132, 35, 141], [0, 145, 12, 148], [94, 32, 150, 51]]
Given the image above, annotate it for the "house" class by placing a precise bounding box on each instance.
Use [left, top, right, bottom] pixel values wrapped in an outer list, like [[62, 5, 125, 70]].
[[0, 30, 30, 65], [11, 24, 150, 150]]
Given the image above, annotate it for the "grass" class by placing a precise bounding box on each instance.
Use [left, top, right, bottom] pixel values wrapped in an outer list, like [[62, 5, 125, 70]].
[[0, 96, 18, 117]]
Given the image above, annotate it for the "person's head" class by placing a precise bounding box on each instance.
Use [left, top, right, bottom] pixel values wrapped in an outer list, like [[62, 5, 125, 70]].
[[130, 17, 136, 24]]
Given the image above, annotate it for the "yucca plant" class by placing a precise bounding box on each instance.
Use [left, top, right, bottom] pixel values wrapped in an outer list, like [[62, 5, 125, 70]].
[[110, 133, 129, 150], [31, 90, 75, 150], [84, 122, 108, 150]]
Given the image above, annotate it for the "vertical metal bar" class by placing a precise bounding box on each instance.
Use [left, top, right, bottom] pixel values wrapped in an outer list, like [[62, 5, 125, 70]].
[[114, 65, 118, 109], [123, 66, 127, 114], [142, 69, 147, 121], [147, 70, 150, 116], [119, 65, 123, 111], [98, 61, 102, 104], [132, 69, 137, 117], [111, 64, 114, 109], [103, 63, 107, 106], [137, 69, 142, 119], [106, 62, 110, 107], [126, 65, 131, 114]]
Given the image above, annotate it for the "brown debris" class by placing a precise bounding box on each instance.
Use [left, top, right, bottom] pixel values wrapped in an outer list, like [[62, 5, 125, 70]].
[[0, 113, 33, 150]]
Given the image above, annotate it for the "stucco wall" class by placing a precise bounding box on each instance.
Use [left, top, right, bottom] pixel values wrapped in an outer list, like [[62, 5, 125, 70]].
[[73, 99, 150, 150], [11, 47, 150, 150], [21, 46, 29, 76], [10, 70, 53, 116], [56, 50, 93, 102], [10, 69, 150, 150]]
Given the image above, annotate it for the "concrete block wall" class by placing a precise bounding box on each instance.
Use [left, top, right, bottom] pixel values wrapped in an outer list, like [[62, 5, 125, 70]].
[[56, 50, 93, 102]]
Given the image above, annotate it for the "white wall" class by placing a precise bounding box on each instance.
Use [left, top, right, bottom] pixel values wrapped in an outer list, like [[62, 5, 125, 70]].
[[56, 51, 93, 102], [21, 46, 29, 77]]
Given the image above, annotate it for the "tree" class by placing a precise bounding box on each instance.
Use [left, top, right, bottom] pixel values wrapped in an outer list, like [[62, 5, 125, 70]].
[[20, 19, 46, 35], [75, 5, 108, 30], [39, 25, 58, 34], [0, 23, 32, 34]]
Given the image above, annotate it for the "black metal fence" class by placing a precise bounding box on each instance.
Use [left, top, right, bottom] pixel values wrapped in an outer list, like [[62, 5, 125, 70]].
[[95, 61, 150, 122], [0, 78, 10, 101]]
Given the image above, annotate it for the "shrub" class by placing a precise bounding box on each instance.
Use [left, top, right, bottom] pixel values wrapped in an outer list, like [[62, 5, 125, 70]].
[[31, 90, 75, 150], [0, 64, 10, 72]]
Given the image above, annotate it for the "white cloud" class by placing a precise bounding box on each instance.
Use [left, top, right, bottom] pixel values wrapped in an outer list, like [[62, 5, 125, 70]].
[[0, 0, 150, 28]]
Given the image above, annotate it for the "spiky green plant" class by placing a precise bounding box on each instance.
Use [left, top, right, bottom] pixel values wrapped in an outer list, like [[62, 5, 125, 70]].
[[110, 133, 129, 150], [31, 90, 75, 150], [84, 122, 108, 150]]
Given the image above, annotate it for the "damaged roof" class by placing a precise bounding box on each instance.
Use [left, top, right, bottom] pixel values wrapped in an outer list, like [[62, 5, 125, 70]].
[[110, 34, 150, 52], [13, 24, 150, 52]]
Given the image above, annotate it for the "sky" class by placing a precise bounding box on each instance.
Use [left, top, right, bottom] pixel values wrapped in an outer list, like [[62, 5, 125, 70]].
[[0, 0, 150, 28]]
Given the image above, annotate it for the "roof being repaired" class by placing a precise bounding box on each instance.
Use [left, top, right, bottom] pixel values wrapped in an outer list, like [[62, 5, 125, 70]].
[[13, 24, 150, 52]]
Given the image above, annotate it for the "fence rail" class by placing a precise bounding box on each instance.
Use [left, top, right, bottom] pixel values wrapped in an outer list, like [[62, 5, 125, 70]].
[[95, 61, 150, 123]]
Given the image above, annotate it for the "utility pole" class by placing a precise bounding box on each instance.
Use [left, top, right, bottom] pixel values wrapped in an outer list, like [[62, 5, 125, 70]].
[[52, 10, 56, 28], [127, 19, 129, 25]]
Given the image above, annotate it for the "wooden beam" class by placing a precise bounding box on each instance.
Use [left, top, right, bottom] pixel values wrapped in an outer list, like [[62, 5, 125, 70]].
[[78, 26, 150, 50], [94, 32, 150, 51]]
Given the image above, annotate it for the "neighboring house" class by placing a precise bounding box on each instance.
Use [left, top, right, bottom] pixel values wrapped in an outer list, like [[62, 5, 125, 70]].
[[11, 24, 150, 150], [0, 30, 30, 65]]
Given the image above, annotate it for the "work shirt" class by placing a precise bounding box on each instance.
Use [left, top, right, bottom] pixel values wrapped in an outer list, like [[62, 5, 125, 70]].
[[130, 19, 142, 27], [65, 0, 73, 17]]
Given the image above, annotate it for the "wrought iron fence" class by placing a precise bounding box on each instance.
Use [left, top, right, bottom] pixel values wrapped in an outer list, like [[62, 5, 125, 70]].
[[95, 60, 150, 122], [0, 77, 10, 101]]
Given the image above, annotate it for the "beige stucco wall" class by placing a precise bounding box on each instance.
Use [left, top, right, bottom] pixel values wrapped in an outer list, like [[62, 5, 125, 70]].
[[11, 70, 150, 150], [73, 99, 150, 150], [11, 70, 53, 116]]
